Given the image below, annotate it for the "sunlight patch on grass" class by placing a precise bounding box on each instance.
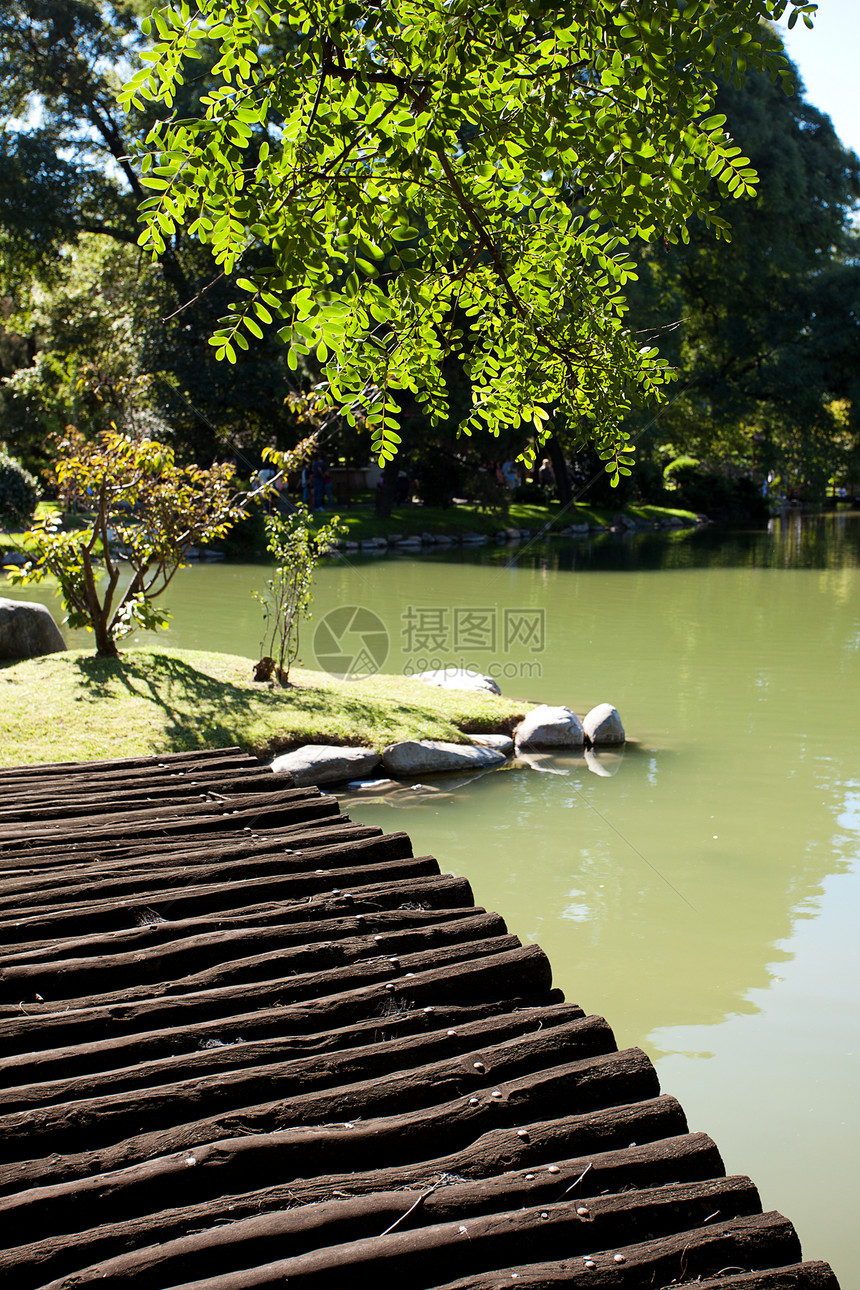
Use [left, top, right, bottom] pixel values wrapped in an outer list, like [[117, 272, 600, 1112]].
[[0, 648, 527, 767]]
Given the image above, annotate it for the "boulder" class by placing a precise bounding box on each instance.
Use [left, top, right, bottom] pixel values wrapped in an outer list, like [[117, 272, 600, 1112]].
[[612, 512, 638, 531], [469, 732, 514, 755], [269, 745, 381, 786], [0, 598, 67, 661], [583, 703, 625, 746], [381, 740, 506, 776], [514, 704, 584, 749], [413, 668, 501, 696]]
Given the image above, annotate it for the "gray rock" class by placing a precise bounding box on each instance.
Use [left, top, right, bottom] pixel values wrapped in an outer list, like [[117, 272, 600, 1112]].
[[269, 744, 381, 786], [0, 598, 67, 661], [413, 668, 501, 696], [469, 732, 514, 754], [613, 512, 637, 531], [583, 703, 625, 746], [381, 740, 506, 776], [1, 550, 28, 567], [515, 704, 585, 749]]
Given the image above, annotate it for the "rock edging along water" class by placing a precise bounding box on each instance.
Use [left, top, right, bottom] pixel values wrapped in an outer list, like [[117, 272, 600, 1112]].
[[0, 748, 838, 1290], [270, 704, 625, 788], [337, 512, 699, 555]]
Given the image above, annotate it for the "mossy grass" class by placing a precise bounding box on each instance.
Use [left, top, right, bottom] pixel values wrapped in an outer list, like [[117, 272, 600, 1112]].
[[0, 648, 527, 767]]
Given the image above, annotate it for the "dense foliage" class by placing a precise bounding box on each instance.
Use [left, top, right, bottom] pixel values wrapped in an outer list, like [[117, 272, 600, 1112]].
[[0, 447, 39, 529], [124, 0, 817, 479], [1, 0, 859, 509]]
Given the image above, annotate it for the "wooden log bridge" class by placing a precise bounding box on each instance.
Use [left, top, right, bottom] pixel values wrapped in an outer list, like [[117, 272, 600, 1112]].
[[0, 747, 838, 1290]]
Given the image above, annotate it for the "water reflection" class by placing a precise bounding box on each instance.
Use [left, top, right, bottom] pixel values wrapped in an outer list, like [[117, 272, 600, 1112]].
[[404, 508, 860, 573]]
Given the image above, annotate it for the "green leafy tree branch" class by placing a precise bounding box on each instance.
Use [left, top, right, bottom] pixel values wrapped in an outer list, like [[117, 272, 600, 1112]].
[[123, 0, 816, 482]]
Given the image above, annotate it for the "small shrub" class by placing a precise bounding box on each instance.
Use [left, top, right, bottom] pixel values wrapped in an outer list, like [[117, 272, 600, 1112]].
[[0, 449, 40, 530], [255, 506, 345, 684], [9, 430, 245, 656], [671, 465, 768, 523]]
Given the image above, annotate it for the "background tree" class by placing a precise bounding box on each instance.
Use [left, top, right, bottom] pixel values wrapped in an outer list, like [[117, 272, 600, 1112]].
[[0, 0, 316, 472], [616, 32, 860, 501]]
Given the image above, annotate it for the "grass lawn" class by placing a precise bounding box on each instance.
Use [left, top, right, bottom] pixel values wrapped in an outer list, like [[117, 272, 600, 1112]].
[[0, 648, 528, 767], [311, 499, 699, 543], [2, 499, 699, 561]]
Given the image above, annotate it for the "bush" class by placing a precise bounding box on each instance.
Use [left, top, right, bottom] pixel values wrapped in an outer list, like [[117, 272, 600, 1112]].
[[9, 430, 244, 657], [0, 449, 40, 530], [671, 465, 768, 523]]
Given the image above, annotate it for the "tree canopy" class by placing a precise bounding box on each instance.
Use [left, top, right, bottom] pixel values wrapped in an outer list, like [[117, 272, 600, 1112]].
[[124, 0, 818, 477], [613, 35, 860, 500]]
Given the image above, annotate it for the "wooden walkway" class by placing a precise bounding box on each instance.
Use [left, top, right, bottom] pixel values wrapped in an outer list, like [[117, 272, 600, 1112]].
[[0, 748, 839, 1289]]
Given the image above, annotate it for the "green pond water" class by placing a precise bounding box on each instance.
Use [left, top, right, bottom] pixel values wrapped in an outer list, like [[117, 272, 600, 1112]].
[[8, 512, 860, 1284]]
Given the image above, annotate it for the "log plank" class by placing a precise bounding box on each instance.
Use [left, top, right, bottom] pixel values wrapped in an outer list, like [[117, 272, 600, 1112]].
[[430, 1212, 804, 1289], [3, 997, 582, 1110], [0, 1090, 679, 1240], [0, 909, 501, 1005], [0, 1013, 615, 1157], [0, 1128, 713, 1286], [79, 1177, 761, 1290]]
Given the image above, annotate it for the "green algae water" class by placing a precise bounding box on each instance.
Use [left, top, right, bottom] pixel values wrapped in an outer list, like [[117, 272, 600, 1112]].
[[8, 511, 860, 1284]]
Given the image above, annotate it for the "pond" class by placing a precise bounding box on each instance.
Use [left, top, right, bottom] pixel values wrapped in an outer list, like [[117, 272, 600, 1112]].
[[7, 510, 860, 1286]]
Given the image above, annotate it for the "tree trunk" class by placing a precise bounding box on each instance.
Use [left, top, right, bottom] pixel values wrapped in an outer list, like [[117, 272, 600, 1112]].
[[94, 620, 120, 658], [375, 457, 399, 518], [546, 431, 573, 507]]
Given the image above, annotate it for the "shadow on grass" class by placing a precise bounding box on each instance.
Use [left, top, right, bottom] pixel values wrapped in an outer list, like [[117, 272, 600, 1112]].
[[69, 652, 484, 755]]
